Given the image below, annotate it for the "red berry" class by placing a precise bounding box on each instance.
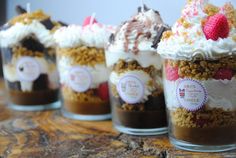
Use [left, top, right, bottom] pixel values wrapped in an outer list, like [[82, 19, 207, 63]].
[[165, 65, 179, 81], [214, 68, 233, 80], [203, 13, 229, 41], [82, 16, 98, 27], [98, 82, 109, 101]]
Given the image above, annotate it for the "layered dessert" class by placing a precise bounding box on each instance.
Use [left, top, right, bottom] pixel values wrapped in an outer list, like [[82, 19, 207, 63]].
[[106, 6, 169, 134], [0, 7, 61, 110], [158, 0, 236, 150], [54, 17, 114, 120]]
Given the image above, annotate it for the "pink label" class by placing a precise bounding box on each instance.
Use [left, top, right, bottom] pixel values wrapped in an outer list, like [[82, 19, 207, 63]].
[[68, 66, 92, 92], [176, 79, 207, 111], [117, 75, 144, 104], [16, 57, 40, 82]]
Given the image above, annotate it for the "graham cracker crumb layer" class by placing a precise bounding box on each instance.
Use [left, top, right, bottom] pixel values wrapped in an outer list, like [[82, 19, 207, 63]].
[[12, 46, 44, 58], [113, 59, 158, 77], [171, 107, 236, 128], [165, 56, 236, 80], [62, 85, 104, 103], [10, 10, 49, 25], [57, 46, 105, 67]]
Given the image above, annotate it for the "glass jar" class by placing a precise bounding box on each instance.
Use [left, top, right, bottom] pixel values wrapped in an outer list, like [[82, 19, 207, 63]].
[[163, 57, 236, 152], [1, 43, 60, 111], [57, 46, 111, 120], [106, 50, 167, 135]]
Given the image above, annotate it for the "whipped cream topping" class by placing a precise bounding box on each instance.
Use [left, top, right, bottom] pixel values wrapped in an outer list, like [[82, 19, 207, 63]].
[[0, 21, 55, 48], [54, 24, 115, 48], [163, 78, 236, 111], [158, 0, 236, 60], [110, 70, 161, 102], [107, 9, 169, 54], [58, 56, 109, 88], [3, 57, 59, 92]]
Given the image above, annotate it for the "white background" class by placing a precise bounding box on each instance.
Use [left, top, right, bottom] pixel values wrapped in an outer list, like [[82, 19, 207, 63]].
[[7, 0, 236, 26]]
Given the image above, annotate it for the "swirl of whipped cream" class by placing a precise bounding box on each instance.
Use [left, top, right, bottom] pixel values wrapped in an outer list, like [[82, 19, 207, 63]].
[[107, 9, 169, 54], [54, 24, 115, 48], [0, 20, 55, 48], [157, 0, 236, 60]]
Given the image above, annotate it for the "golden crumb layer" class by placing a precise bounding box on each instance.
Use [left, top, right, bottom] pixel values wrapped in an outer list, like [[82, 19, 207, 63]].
[[113, 59, 158, 77], [171, 107, 236, 128], [62, 85, 104, 103], [10, 10, 49, 25], [57, 46, 105, 67], [165, 56, 236, 80], [12, 46, 44, 58]]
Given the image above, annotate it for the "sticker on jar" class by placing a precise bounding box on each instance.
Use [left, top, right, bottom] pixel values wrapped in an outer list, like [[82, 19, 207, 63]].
[[16, 57, 41, 82], [117, 75, 144, 104], [176, 79, 208, 111], [68, 66, 92, 92]]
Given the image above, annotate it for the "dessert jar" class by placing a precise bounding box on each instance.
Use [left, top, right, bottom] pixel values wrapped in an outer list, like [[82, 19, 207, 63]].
[[163, 57, 236, 151], [106, 50, 167, 135], [57, 46, 111, 120], [106, 7, 169, 135], [0, 10, 61, 111], [54, 20, 114, 120], [157, 0, 236, 152]]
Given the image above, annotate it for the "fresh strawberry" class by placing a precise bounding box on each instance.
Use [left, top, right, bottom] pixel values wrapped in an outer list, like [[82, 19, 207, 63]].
[[203, 13, 229, 41], [214, 68, 233, 80], [98, 82, 109, 101], [165, 65, 179, 81], [82, 16, 98, 27]]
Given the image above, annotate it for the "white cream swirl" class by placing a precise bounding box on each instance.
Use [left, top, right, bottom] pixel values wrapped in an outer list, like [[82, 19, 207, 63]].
[[107, 9, 168, 53], [0, 20, 55, 48], [157, 0, 236, 60], [54, 24, 114, 48]]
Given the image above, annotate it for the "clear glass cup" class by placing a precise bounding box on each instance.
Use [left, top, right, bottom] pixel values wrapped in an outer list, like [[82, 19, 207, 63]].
[[106, 50, 167, 135], [163, 57, 236, 152], [1, 44, 60, 111], [57, 46, 111, 121]]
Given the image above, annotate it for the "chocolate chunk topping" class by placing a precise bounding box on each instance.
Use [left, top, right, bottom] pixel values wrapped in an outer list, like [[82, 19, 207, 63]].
[[138, 4, 149, 12], [40, 18, 55, 30], [109, 33, 115, 44], [152, 26, 168, 49], [58, 21, 68, 27], [15, 5, 27, 15], [21, 37, 45, 52]]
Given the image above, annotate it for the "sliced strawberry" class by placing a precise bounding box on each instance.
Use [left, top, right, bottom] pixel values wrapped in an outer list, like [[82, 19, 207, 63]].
[[98, 82, 109, 101], [214, 68, 233, 80], [165, 65, 179, 81], [203, 13, 229, 41], [82, 16, 98, 27]]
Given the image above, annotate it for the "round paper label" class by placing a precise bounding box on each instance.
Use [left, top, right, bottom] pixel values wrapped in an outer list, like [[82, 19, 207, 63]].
[[68, 66, 92, 92], [176, 79, 207, 111], [16, 57, 40, 82], [117, 75, 144, 104]]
